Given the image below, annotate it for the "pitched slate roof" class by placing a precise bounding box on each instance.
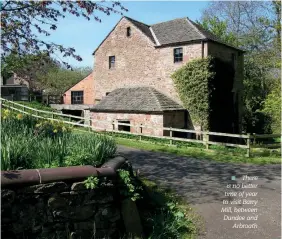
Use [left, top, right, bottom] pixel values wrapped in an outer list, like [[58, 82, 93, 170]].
[[150, 17, 243, 51], [93, 16, 244, 55], [151, 18, 203, 45], [91, 87, 184, 113]]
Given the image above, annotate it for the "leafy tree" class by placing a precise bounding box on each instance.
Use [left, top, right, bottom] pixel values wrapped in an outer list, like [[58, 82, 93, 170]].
[[261, 74, 281, 134], [197, 16, 237, 46], [201, 1, 280, 52], [37, 66, 92, 94], [1, 1, 127, 67], [1, 52, 59, 90], [199, 1, 281, 133]]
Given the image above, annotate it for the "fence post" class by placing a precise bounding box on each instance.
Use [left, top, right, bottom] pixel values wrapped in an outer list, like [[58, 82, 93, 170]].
[[112, 121, 115, 131], [205, 132, 209, 150], [253, 133, 256, 146], [88, 118, 92, 132], [115, 121, 119, 135], [139, 124, 142, 141], [169, 127, 172, 145], [246, 133, 251, 158]]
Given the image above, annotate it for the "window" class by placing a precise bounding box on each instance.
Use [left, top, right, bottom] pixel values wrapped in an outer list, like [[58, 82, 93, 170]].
[[174, 48, 183, 63], [109, 56, 115, 69], [127, 27, 131, 37], [71, 91, 83, 104], [118, 120, 130, 132]]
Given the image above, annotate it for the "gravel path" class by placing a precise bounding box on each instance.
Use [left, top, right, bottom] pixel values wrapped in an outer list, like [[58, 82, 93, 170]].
[[117, 145, 281, 239]]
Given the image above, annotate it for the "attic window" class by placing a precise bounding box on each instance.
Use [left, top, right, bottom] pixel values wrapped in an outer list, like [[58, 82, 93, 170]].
[[174, 48, 183, 63], [109, 56, 115, 69], [127, 27, 131, 37]]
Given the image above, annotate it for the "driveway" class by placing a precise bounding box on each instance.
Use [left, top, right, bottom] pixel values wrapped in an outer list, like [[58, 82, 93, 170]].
[[117, 145, 281, 239]]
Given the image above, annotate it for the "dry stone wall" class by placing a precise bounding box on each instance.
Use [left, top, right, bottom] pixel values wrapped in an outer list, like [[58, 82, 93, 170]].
[[1, 157, 140, 239], [2, 179, 123, 239]]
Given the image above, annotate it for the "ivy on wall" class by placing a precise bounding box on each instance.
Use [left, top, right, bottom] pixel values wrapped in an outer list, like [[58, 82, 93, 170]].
[[172, 56, 235, 132], [172, 56, 216, 130]]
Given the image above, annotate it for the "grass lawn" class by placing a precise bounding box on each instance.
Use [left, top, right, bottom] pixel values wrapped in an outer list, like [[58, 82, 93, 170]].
[[15, 101, 58, 112], [115, 137, 281, 165]]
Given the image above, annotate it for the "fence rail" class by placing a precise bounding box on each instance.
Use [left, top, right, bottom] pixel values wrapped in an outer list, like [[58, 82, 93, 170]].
[[1, 98, 280, 158], [1, 93, 63, 104]]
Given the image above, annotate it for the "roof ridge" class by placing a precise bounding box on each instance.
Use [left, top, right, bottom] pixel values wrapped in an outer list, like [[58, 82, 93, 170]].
[[151, 17, 188, 26], [149, 88, 163, 111], [124, 16, 150, 27], [149, 27, 161, 46], [185, 17, 206, 39]]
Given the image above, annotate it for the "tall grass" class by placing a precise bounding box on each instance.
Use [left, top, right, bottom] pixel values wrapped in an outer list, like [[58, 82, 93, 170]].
[[1, 113, 117, 170]]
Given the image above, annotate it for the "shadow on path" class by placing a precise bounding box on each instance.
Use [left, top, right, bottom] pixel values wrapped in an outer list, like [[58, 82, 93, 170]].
[[117, 146, 281, 205]]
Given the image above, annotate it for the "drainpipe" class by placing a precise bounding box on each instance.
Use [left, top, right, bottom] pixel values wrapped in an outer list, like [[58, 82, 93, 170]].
[[1, 156, 126, 188]]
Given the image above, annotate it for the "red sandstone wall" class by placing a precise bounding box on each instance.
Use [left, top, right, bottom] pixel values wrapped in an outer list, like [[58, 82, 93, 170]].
[[90, 112, 164, 136], [63, 73, 94, 104]]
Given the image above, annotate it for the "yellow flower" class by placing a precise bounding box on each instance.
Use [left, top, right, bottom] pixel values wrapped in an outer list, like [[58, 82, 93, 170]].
[[53, 129, 58, 133], [16, 114, 23, 120], [3, 109, 9, 114]]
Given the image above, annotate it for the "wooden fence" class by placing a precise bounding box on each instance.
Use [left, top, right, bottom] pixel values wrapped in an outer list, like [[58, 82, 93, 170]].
[[2, 93, 63, 104], [1, 98, 280, 158]]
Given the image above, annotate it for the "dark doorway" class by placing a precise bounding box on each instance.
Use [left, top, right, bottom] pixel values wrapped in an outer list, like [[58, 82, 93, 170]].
[[118, 120, 130, 132], [209, 58, 235, 134]]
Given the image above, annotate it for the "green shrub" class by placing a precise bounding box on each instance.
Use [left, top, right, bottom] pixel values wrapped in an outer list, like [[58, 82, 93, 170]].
[[172, 56, 235, 133], [172, 57, 215, 130], [138, 179, 198, 239], [1, 114, 116, 170], [34, 120, 72, 138], [66, 134, 117, 166]]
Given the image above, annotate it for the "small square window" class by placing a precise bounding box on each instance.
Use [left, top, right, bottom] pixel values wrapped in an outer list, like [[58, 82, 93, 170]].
[[127, 27, 131, 37], [71, 91, 83, 104], [174, 48, 183, 63], [109, 56, 115, 69]]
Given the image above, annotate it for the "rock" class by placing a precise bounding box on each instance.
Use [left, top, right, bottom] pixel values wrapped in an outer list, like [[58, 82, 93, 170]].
[[23, 182, 69, 194], [71, 182, 87, 191], [48, 195, 68, 209], [53, 205, 95, 221], [1, 190, 15, 206]]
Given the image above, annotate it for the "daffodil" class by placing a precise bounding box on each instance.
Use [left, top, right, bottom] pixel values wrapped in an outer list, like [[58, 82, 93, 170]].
[[16, 114, 23, 120], [3, 109, 10, 114]]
